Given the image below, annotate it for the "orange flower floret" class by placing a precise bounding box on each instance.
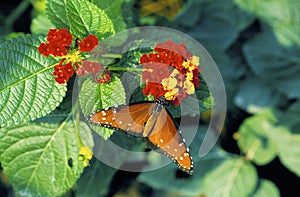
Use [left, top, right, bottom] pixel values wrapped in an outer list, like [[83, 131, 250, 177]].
[[140, 40, 201, 105]]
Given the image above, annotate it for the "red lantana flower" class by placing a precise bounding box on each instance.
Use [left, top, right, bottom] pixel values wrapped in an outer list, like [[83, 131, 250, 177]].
[[81, 60, 102, 74], [78, 35, 99, 52], [38, 29, 107, 84], [47, 29, 73, 46], [38, 29, 72, 57], [140, 40, 201, 105], [53, 61, 74, 84], [93, 69, 112, 84]]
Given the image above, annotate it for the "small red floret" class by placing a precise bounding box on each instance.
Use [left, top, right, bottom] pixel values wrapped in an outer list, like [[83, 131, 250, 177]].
[[53, 61, 75, 84], [81, 61, 102, 74], [47, 29, 72, 46], [92, 69, 111, 84], [48, 44, 67, 57], [38, 43, 51, 57], [79, 35, 99, 52]]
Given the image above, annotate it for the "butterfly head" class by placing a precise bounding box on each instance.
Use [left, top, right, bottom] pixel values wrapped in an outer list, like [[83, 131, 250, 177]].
[[155, 96, 167, 105]]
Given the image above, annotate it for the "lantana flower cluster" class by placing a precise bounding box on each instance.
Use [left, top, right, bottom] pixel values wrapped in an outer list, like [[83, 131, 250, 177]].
[[38, 29, 111, 84], [140, 40, 200, 105]]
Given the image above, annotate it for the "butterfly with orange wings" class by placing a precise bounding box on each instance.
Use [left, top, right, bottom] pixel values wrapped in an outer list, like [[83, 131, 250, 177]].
[[87, 96, 193, 175]]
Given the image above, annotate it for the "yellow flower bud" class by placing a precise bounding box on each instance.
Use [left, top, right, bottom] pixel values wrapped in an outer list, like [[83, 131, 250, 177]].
[[184, 80, 195, 95], [79, 146, 93, 160], [162, 77, 177, 90]]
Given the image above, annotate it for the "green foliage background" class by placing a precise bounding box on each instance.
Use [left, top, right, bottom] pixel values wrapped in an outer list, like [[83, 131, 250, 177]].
[[0, 0, 300, 196]]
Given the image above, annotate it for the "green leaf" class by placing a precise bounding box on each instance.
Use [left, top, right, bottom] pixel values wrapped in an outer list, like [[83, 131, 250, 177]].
[[243, 31, 300, 99], [0, 121, 91, 197], [119, 71, 145, 103], [277, 100, 300, 134], [234, 77, 281, 114], [92, 0, 127, 33], [138, 146, 231, 196], [202, 158, 257, 197], [46, 0, 69, 29], [187, 0, 254, 50], [237, 109, 277, 165], [65, 0, 115, 39], [31, 14, 55, 35], [202, 0, 255, 32], [0, 34, 66, 127], [252, 179, 280, 197], [79, 76, 126, 139], [234, 0, 300, 47], [236, 108, 300, 175], [270, 129, 300, 176], [175, 0, 205, 26], [75, 159, 117, 197]]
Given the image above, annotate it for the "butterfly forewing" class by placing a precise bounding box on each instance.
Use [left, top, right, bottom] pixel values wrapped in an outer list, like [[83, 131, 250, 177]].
[[88, 103, 154, 137], [147, 107, 193, 174]]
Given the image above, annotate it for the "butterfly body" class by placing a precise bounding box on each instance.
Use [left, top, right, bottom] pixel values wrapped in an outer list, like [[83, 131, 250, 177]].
[[143, 101, 163, 137], [88, 98, 193, 174]]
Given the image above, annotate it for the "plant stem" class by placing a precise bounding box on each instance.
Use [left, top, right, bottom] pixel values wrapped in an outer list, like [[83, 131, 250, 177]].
[[108, 66, 145, 72], [72, 101, 84, 147], [4, 0, 31, 33], [102, 53, 123, 59]]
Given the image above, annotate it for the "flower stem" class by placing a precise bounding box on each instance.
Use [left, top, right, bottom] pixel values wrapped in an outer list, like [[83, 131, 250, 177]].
[[71, 101, 84, 147], [75, 109, 84, 147], [102, 53, 123, 59], [108, 66, 145, 72]]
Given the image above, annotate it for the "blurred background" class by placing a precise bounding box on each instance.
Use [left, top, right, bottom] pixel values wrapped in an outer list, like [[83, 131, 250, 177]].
[[1, 0, 300, 196]]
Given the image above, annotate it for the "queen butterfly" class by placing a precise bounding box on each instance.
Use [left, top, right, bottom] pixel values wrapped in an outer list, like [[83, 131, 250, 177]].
[[87, 97, 193, 175]]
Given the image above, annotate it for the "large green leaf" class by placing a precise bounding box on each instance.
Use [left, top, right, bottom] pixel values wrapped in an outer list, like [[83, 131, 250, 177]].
[[237, 108, 300, 176], [202, 158, 257, 197], [276, 100, 300, 134], [243, 31, 300, 98], [252, 179, 280, 197], [138, 147, 231, 196], [270, 129, 300, 177], [46, 0, 69, 29], [0, 35, 66, 127], [187, 0, 254, 50], [65, 0, 115, 39], [79, 76, 126, 139], [234, 0, 300, 47], [237, 110, 277, 165], [31, 14, 55, 35], [92, 0, 127, 33], [0, 121, 92, 197], [234, 77, 281, 114]]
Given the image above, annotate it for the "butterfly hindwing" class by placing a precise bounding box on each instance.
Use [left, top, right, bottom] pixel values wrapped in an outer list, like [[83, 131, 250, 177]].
[[146, 107, 193, 174], [88, 102, 154, 137]]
